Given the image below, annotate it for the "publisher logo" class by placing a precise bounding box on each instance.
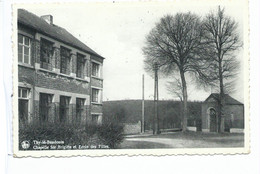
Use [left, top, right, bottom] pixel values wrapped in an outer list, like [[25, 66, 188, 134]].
[[21, 140, 30, 149]]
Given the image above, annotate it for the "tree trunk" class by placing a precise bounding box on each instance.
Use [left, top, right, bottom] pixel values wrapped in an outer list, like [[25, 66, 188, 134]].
[[218, 60, 224, 133], [180, 70, 188, 131]]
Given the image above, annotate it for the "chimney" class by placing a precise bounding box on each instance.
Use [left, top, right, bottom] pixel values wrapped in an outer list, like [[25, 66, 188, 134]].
[[41, 15, 53, 25]]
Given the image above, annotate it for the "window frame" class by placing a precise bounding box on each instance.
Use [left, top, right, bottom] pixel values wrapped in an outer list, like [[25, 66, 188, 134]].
[[39, 93, 53, 123], [40, 38, 54, 67], [18, 34, 31, 65], [91, 88, 101, 103], [18, 87, 30, 99], [18, 87, 30, 122], [91, 114, 99, 124], [59, 95, 71, 123], [76, 53, 86, 78], [91, 62, 100, 78], [60, 46, 71, 75], [76, 98, 85, 123]]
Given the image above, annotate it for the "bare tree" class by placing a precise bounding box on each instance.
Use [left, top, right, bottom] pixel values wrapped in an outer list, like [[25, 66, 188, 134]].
[[194, 6, 242, 132], [166, 77, 184, 128], [166, 77, 183, 101], [142, 13, 204, 131]]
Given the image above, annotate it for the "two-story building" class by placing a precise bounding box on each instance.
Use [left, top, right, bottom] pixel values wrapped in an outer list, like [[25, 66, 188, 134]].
[[17, 9, 104, 126]]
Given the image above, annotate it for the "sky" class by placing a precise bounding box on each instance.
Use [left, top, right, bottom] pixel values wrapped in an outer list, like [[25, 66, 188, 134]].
[[18, 1, 247, 102]]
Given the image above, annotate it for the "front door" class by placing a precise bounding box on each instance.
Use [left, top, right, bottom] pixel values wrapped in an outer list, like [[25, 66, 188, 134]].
[[209, 108, 217, 132]]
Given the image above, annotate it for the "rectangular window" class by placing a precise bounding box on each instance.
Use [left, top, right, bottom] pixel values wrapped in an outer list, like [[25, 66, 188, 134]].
[[18, 87, 30, 123], [60, 47, 71, 75], [39, 93, 52, 122], [92, 62, 100, 77], [18, 34, 31, 64], [92, 88, 100, 103], [60, 96, 70, 123], [40, 38, 54, 69], [92, 114, 99, 124], [76, 54, 85, 78], [76, 98, 85, 123]]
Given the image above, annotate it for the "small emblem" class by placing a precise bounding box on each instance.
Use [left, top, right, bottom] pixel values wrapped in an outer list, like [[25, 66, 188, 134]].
[[21, 140, 30, 149]]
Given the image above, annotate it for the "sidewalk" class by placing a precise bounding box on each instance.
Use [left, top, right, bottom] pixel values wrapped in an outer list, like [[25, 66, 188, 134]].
[[124, 132, 153, 138], [124, 129, 181, 138]]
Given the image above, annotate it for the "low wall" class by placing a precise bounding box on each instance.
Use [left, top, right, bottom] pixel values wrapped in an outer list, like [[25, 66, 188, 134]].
[[202, 129, 210, 132], [187, 127, 197, 132], [230, 128, 244, 133], [123, 121, 141, 135]]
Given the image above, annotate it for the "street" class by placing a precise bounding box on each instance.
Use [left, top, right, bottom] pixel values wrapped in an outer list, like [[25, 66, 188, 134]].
[[119, 132, 244, 149]]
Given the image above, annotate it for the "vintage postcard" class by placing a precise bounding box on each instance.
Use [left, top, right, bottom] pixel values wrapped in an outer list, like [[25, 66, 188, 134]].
[[12, 0, 249, 157]]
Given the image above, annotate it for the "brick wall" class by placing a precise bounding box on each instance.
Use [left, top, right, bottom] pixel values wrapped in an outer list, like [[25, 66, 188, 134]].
[[201, 102, 244, 130], [18, 66, 35, 85], [85, 105, 92, 123], [33, 100, 40, 123], [30, 39, 36, 66], [36, 71, 89, 95], [223, 105, 244, 129], [91, 104, 102, 113], [85, 59, 90, 77], [34, 39, 41, 64], [91, 78, 103, 88], [71, 53, 76, 75], [53, 47, 60, 69]]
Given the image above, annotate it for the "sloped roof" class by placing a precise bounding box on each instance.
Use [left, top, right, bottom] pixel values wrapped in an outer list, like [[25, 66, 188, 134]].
[[18, 9, 104, 59], [205, 93, 243, 105]]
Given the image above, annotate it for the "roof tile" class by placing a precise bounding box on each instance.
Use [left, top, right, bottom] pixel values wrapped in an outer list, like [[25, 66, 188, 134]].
[[205, 93, 243, 105], [18, 9, 104, 59]]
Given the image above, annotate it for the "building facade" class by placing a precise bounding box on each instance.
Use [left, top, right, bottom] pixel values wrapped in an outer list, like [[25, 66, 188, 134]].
[[18, 9, 104, 126], [201, 93, 244, 133]]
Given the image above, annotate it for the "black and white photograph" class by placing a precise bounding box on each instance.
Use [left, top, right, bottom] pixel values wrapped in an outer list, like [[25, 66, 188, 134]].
[[12, 1, 249, 156]]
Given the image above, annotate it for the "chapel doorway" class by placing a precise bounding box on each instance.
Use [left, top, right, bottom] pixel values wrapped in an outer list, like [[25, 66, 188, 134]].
[[209, 108, 217, 132]]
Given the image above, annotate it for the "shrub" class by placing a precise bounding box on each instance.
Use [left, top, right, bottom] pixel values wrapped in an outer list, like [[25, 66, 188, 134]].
[[96, 122, 124, 149], [19, 122, 86, 150], [84, 124, 98, 136], [19, 121, 124, 150]]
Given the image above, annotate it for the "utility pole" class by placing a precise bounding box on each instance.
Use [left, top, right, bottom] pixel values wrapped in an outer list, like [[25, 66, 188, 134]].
[[141, 74, 145, 133], [153, 62, 160, 134]]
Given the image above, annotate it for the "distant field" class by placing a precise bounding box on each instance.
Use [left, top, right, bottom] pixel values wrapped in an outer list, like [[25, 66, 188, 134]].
[[103, 100, 202, 127], [119, 132, 244, 149]]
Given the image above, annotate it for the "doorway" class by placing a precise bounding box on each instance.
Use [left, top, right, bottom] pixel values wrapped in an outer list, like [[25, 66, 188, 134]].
[[209, 108, 217, 132]]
